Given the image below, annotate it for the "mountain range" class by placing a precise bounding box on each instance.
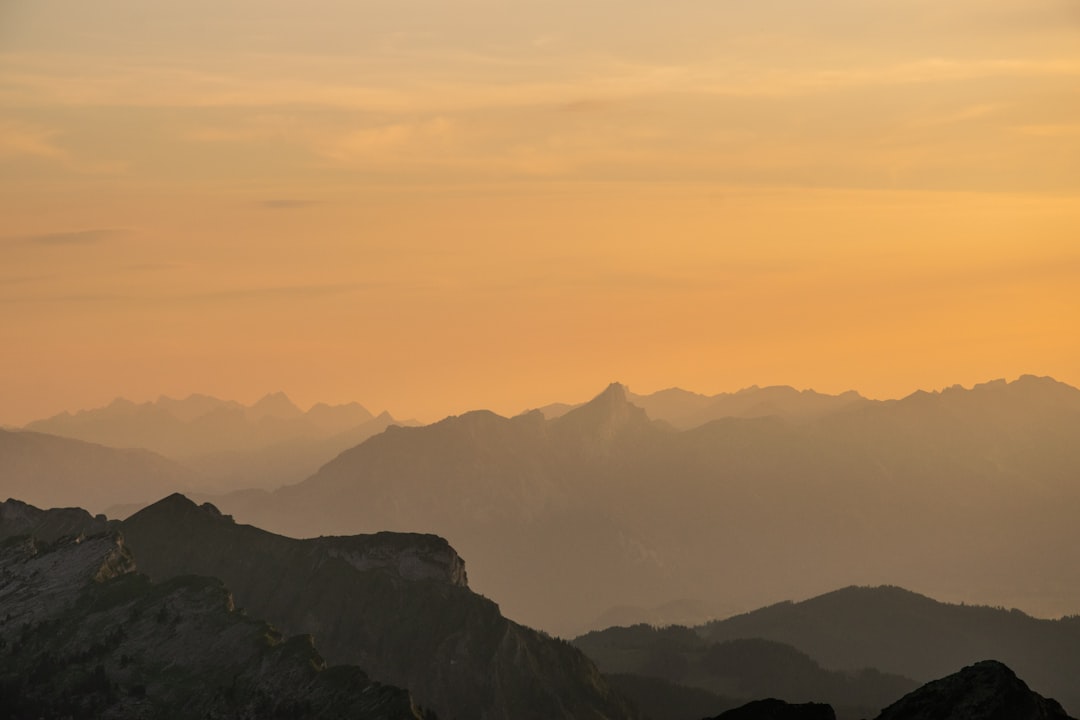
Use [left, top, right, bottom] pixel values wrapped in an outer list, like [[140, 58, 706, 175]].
[[575, 585, 1080, 718], [196, 375, 1080, 635], [6, 375, 1080, 637], [22, 392, 405, 494]]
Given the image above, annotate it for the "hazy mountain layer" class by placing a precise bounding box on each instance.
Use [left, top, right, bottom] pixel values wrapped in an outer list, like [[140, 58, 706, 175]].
[[209, 375, 1080, 635], [0, 429, 197, 514], [0, 524, 426, 719], [573, 625, 916, 719], [702, 586, 1080, 715], [539, 385, 871, 428], [120, 494, 639, 720], [23, 392, 402, 492]]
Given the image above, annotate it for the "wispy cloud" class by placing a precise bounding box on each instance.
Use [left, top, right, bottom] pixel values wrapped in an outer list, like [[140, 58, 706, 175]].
[[0, 120, 66, 159], [259, 199, 320, 209], [9, 228, 126, 246]]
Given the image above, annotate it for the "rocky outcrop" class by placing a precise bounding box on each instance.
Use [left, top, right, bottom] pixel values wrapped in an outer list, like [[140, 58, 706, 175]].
[[874, 660, 1075, 720], [710, 699, 836, 720], [0, 497, 110, 542], [0, 529, 427, 719], [121, 493, 639, 720]]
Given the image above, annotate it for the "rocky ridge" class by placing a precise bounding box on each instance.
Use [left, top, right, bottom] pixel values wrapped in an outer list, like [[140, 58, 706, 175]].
[[0, 523, 427, 719]]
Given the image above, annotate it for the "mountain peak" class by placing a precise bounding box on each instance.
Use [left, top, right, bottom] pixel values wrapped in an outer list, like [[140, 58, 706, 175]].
[[247, 391, 302, 420], [552, 382, 653, 448], [876, 660, 1074, 720]]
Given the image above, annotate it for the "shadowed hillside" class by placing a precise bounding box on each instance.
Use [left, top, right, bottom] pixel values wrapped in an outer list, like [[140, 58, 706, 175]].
[[0, 523, 427, 719], [702, 586, 1080, 715], [120, 493, 639, 720]]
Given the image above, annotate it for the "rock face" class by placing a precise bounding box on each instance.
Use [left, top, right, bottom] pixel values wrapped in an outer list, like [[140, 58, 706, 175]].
[[0, 497, 110, 542], [121, 493, 638, 720], [0, 528, 427, 719], [710, 699, 837, 720], [874, 660, 1075, 720]]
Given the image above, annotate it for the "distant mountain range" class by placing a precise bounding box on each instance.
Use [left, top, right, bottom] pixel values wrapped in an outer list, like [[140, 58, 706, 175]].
[[0, 428, 197, 513], [197, 375, 1080, 636], [21, 392, 407, 493], [540, 385, 870, 427], [6, 375, 1080, 638]]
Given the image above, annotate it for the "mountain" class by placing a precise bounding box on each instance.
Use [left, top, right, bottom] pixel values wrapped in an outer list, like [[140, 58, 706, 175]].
[[709, 699, 836, 720], [573, 624, 916, 719], [538, 385, 872, 428], [0, 428, 197, 514], [0, 496, 109, 541], [214, 382, 679, 634], [209, 375, 1080, 636], [119, 493, 639, 720], [0, 520, 426, 719], [874, 660, 1074, 720], [702, 586, 1080, 715], [23, 392, 401, 492]]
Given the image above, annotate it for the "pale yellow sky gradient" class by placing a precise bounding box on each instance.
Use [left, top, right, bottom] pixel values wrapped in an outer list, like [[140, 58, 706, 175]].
[[2, 0, 1078, 424]]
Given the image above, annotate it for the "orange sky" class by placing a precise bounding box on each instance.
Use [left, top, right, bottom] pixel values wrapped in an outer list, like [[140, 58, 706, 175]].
[[2, 0, 1079, 425]]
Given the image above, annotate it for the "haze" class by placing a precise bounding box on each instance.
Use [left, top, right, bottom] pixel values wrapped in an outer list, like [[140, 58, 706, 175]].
[[2, 0, 1078, 425]]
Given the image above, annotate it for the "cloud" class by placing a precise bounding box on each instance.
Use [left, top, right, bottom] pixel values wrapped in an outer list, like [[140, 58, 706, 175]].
[[259, 199, 320, 209], [10, 228, 126, 246], [0, 120, 66, 159]]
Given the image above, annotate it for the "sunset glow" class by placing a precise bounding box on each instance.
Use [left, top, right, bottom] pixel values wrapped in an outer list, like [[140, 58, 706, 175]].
[[3, 0, 1078, 422]]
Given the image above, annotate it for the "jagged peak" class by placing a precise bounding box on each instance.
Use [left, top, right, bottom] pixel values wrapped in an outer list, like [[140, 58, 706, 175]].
[[876, 659, 1073, 720], [552, 382, 653, 445], [130, 493, 233, 525], [246, 391, 303, 421]]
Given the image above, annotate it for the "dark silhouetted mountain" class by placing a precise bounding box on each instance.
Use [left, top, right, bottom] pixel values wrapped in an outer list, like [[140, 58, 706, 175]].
[[709, 698, 836, 720], [0, 523, 427, 719], [604, 673, 737, 720], [587, 599, 732, 633], [703, 586, 1080, 715], [0, 429, 196, 514], [23, 393, 402, 493], [0, 497, 109, 541], [874, 660, 1075, 720], [119, 493, 639, 720], [573, 624, 915, 718]]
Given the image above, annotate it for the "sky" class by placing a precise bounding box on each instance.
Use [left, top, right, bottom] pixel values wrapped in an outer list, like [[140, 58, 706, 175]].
[[2, 0, 1079, 425]]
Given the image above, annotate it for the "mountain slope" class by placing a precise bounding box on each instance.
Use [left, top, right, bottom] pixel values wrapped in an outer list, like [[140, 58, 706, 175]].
[[0, 429, 196, 514], [121, 493, 639, 720], [573, 624, 916, 718], [703, 586, 1080, 715], [0, 525, 426, 719], [874, 660, 1074, 720], [210, 375, 1080, 635]]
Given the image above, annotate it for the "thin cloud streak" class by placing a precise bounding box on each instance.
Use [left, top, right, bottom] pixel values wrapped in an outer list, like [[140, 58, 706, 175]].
[[7, 228, 126, 246]]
